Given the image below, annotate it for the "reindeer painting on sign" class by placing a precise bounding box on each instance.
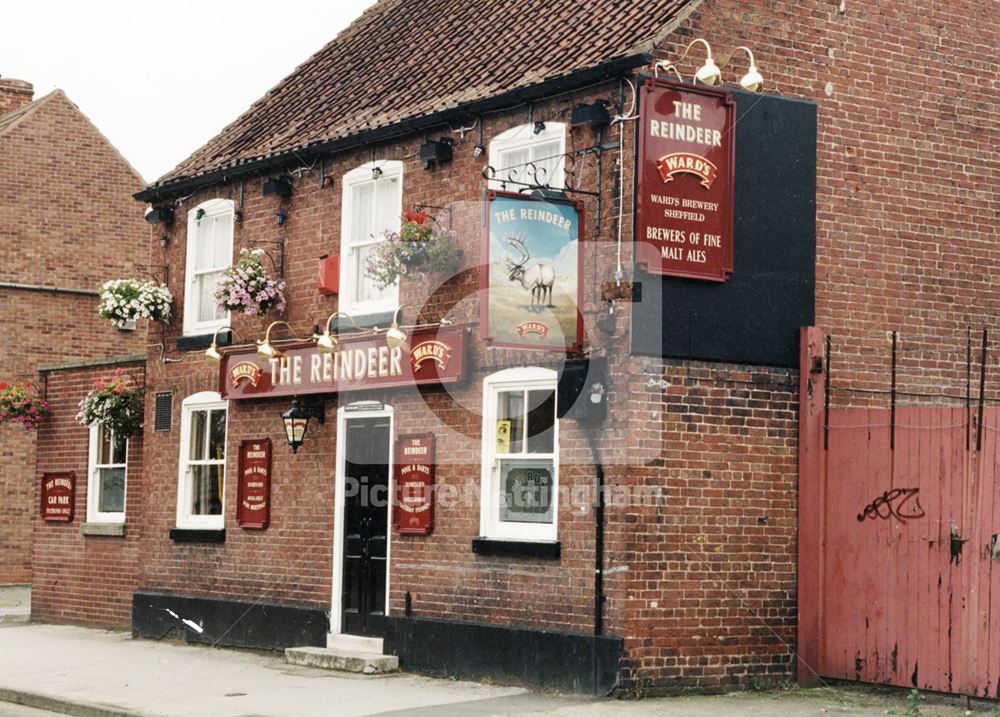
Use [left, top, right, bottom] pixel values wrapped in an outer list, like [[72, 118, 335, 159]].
[[484, 192, 583, 352], [503, 234, 556, 313]]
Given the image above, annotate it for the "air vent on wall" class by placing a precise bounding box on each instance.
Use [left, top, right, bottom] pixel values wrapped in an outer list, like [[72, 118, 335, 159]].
[[154, 392, 173, 432]]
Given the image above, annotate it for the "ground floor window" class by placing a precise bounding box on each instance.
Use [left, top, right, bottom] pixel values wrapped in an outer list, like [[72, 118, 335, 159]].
[[480, 367, 559, 541], [87, 425, 127, 523], [176, 391, 227, 529]]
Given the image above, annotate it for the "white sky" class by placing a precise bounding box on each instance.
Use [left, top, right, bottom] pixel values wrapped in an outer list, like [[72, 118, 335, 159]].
[[0, 1, 377, 183]]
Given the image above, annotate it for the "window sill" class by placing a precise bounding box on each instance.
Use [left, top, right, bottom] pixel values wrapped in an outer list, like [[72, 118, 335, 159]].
[[80, 522, 125, 537], [177, 331, 231, 352], [472, 537, 560, 560], [169, 528, 226, 543], [333, 311, 396, 331]]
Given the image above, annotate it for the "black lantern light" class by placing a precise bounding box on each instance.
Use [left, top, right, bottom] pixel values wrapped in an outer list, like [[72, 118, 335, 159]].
[[282, 397, 325, 453]]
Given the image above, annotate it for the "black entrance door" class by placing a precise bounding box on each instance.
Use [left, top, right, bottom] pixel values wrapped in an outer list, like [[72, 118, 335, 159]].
[[341, 416, 390, 637]]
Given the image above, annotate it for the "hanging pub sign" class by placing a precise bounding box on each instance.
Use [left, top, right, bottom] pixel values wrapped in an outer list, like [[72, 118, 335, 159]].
[[393, 433, 434, 535], [220, 325, 466, 400], [41, 472, 75, 522], [237, 439, 272, 529], [482, 191, 584, 352], [635, 77, 736, 281]]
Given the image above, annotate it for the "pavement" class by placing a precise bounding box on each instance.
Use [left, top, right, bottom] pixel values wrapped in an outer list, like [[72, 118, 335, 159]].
[[0, 622, 996, 717]]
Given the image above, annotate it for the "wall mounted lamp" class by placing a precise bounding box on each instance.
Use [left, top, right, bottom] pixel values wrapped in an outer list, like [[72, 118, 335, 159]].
[[371, 165, 383, 181], [379, 306, 452, 350], [727, 46, 764, 92], [282, 396, 325, 453], [533, 121, 547, 135], [204, 325, 248, 363], [257, 320, 296, 362], [654, 39, 765, 93], [276, 208, 288, 226], [145, 206, 175, 225], [312, 312, 363, 353]]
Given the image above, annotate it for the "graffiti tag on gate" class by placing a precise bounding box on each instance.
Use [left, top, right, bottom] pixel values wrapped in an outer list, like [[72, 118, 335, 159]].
[[856, 488, 925, 522]]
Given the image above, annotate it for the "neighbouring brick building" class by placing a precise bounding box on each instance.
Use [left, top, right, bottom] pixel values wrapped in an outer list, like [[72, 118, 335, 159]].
[[0, 77, 147, 586], [29, 0, 999, 697]]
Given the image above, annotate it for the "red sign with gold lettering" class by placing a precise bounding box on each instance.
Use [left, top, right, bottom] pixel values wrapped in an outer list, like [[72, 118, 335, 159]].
[[393, 433, 434, 535], [237, 439, 271, 529], [41, 472, 75, 522], [635, 77, 735, 281], [219, 325, 466, 400]]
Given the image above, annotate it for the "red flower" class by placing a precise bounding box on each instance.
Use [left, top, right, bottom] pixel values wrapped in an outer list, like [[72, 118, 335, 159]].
[[403, 209, 428, 225], [0, 382, 7, 391]]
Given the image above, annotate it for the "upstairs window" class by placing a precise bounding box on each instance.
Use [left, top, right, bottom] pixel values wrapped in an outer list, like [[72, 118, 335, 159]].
[[480, 367, 559, 542], [339, 162, 402, 316], [488, 122, 566, 191], [86, 425, 127, 524], [183, 198, 234, 336]]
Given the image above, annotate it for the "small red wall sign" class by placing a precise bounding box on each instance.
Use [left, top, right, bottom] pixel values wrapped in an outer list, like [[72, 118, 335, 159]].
[[635, 77, 736, 281], [393, 433, 434, 535], [41, 472, 75, 522], [237, 439, 272, 529]]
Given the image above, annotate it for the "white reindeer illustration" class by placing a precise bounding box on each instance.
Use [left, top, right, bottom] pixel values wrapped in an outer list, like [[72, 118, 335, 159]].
[[504, 235, 556, 312]]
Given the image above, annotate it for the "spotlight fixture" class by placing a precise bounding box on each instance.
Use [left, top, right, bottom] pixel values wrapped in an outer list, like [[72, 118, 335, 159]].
[[322, 175, 334, 189], [729, 46, 764, 93], [312, 312, 361, 353], [144, 206, 175, 225], [472, 143, 485, 158], [419, 139, 453, 170], [276, 208, 288, 226], [687, 38, 722, 86], [385, 310, 408, 349], [371, 165, 383, 181], [257, 320, 294, 362], [570, 100, 611, 128], [262, 176, 293, 198], [159, 233, 170, 250], [281, 397, 325, 454], [195, 208, 206, 221], [533, 121, 546, 135], [204, 325, 234, 363]]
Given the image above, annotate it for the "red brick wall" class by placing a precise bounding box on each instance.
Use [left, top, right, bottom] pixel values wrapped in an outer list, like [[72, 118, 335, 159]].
[[32, 361, 145, 628], [0, 89, 148, 584]]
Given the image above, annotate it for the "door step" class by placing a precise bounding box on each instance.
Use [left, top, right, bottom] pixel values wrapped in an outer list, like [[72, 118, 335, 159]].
[[285, 645, 398, 675], [326, 632, 383, 653]]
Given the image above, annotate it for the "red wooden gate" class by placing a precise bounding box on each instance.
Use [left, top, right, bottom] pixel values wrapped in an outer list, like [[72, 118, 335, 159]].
[[799, 328, 1000, 698]]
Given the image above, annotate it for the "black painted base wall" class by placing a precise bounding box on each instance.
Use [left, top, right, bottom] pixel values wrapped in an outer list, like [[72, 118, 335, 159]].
[[384, 615, 623, 695], [132, 592, 328, 651]]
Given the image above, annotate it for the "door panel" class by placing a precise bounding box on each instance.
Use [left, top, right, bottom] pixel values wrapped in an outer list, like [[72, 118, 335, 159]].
[[341, 416, 390, 637]]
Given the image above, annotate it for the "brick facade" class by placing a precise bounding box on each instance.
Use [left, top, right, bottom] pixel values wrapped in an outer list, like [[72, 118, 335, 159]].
[[28, 0, 998, 696], [0, 82, 147, 584], [32, 360, 145, 628]]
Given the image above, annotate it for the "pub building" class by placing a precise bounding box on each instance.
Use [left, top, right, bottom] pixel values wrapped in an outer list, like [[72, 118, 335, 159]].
[[30, 0, 993, 700]]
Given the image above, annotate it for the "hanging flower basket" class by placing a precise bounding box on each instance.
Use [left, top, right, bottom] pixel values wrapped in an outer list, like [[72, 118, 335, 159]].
[[215, 248, 287, 317], [76, 370, 144, 438], [365, 210, 461, 290], [99, 279, 173, 328], [0, 381, 50, 431]]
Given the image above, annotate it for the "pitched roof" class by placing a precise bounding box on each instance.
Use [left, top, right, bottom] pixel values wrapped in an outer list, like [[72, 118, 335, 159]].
[[139, 0, 698, 199]]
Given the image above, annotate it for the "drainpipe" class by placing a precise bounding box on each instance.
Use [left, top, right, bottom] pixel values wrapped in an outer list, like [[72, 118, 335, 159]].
[[0, 281, 99, 297], [585, 428, 606, 636]]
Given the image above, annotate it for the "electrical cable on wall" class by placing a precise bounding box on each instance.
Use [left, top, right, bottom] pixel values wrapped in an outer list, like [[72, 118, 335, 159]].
[[611, 78, 638, 284]]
